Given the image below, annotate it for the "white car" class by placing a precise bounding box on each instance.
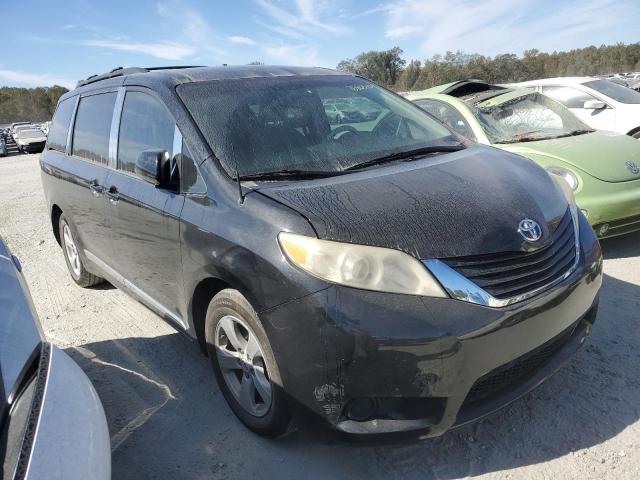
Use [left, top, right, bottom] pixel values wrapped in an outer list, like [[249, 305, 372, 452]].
[[14, 128, 47, 153], [514, 77, 640, 138]]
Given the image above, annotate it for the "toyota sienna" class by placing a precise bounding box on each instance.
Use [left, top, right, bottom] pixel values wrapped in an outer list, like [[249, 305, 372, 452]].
[[40, 66, 603, 437]]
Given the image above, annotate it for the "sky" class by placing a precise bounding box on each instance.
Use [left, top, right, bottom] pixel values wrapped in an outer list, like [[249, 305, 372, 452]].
[[1, 0, 638, 90]]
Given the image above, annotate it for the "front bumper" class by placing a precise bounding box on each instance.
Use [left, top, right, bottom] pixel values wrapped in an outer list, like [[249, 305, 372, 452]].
[[577, 177, 640, 238], [18, 141, 46, 153], [261, 213, 603, 436]]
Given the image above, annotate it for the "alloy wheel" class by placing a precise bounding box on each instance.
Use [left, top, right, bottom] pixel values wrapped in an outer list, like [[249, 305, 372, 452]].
[[215, 315, 273, 417], [63, 224, 81, 277]]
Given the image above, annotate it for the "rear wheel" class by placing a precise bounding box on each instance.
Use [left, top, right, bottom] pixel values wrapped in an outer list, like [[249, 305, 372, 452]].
[[632, 130, 640, 139], [59, 215, 104, 287], [205, 289, 290, 437]]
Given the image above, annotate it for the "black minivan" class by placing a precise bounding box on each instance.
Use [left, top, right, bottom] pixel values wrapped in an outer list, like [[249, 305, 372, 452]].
[[41, 65, 602, 437]]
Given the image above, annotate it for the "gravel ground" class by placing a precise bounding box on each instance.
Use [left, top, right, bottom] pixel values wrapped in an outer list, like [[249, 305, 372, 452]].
[[1, 153, 639, 480]]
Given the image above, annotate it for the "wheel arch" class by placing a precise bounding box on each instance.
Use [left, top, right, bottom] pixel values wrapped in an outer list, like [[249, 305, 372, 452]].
[[627, 126, 640, 138], [51, 204, 63, 246], [627, 125, 640, 137], [190, 277, 233, 355]]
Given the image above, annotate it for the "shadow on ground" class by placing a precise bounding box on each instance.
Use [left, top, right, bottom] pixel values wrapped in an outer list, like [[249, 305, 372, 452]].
[[601, 230, 640, 260], [65, 244, 640, 479]]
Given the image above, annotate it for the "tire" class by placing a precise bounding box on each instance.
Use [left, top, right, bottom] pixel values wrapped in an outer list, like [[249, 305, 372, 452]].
[[632, 130, 640, 139], [58, 214, 104, 287], [205, 289, 290, 437]]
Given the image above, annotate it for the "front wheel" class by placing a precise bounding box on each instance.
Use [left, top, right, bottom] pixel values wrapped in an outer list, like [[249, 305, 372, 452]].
[[633, 130, 640, 139], [205, 289, 290, 437], [59, 214, 104, 287]]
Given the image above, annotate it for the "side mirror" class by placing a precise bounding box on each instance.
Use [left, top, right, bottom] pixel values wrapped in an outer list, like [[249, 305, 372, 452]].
[[135, 149, 171, 186], [583, 100, 607, 110]]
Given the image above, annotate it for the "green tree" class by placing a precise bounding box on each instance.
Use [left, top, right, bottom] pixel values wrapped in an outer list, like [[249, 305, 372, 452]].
[[338, 42, 640, 92], [0, 85, 68, 123], [337, 47, 406, 87]]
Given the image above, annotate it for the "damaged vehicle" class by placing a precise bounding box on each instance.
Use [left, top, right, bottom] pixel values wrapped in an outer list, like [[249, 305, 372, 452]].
[[14, 127, 47, 154], [41, 66, 602, 437], [0, 237, 110, 479], [408, 80, 640, 238]]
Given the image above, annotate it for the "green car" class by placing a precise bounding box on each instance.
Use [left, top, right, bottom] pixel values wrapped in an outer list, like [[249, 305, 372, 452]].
[[407, 80, 640, 238]]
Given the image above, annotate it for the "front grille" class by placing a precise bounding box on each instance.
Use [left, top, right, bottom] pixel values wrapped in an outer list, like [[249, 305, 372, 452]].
[[464, 322, 577, 406], [441, 209, 576, 299]]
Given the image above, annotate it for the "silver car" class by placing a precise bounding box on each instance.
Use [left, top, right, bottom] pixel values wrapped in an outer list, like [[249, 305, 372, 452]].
[[1, 237, 110, 480]]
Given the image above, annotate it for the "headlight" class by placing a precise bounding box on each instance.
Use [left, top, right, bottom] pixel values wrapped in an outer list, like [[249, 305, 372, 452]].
[[549, 171, 579, 234], [547, 166, 578, 191], [278, 232, 447, 297]]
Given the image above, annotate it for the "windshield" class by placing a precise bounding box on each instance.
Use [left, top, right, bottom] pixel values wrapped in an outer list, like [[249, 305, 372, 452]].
[[583, 79, 640, 104], [178, 75, 459, 178], [470, 92, 592, 144]]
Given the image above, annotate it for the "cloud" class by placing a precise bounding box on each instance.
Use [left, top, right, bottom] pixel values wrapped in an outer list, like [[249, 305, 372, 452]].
[[380, 0, 639, 58], [255, 0, 350, 38], [263, 44, 322, 66], [385, 26, 422, 39], [228, 35, 256, 45], [85, 40, 195, 60], [83, 2, 229, 63], [156, 2, 229, 60], [0, 69, 75, 89]]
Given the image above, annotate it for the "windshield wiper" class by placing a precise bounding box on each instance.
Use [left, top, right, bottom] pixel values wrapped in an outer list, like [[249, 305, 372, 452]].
[[554, 129, 594, 138], [343, 144, 464, 171], [497, 129, 595, 144], [237, 169, 346, 181]]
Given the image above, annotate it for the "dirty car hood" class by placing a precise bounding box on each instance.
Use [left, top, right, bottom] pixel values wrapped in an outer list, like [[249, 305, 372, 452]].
[[498, 131, 640, 183], [255, 145, 568, 259]]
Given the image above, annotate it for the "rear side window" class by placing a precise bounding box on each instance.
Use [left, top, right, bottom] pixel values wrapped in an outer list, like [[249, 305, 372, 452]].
[[72, 93, 117, 164], [118, 91, 174, 173], [583, 79, 640, 104], [47, 97, 76, 152]]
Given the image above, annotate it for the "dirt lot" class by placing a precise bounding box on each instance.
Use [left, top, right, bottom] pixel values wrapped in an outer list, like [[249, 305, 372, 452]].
[[1, 153, 639, 480]]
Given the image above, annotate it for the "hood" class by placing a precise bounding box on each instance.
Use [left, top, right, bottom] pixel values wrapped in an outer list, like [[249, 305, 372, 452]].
[[256, 145, 568, 259], [18, 135, 47, 144], [498, 131, 640, 183]]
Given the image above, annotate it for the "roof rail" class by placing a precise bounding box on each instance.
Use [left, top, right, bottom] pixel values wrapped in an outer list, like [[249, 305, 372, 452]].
[[75, 65, 205, 88]]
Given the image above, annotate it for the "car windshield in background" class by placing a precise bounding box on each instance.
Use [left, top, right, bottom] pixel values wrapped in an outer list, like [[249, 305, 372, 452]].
[[471, 92, 593, 144], [583, 79, 640, 104], [177, 75, 459, 179]]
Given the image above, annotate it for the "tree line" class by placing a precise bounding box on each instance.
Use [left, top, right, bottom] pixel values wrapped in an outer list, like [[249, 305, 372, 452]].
[[337, 42, 640, 91], [0, 86, 68, 124]]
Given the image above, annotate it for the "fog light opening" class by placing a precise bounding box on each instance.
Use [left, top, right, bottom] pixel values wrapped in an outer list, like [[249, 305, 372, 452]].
[[597, 224, 609, 237], [580, 209, 588, 219], [346, 398, 376, 422]]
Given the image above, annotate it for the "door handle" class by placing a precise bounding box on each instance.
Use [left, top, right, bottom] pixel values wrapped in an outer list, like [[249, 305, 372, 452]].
[[106, 186, 120, 206], [89, 181, 104, 197]]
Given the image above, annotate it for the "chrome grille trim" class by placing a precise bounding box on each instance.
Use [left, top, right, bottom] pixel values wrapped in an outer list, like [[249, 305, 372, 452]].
[[424, 207, 580, 308]]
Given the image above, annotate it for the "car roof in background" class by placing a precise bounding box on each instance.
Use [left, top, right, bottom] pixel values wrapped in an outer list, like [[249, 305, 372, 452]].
[[406, 79, 507, 98], [406, 80, 536, 106], [517, 77, 598, 86]]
